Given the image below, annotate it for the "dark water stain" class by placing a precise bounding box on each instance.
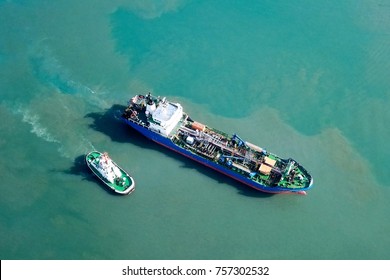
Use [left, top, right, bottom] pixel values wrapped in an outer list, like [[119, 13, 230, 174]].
[[29, 47, 78, 94]]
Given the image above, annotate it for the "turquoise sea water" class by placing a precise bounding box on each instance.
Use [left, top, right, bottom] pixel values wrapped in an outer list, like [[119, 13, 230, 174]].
[[1, 0, 389, 259]]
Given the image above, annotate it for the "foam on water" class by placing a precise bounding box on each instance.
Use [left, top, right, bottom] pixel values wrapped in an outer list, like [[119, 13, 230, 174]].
[[17, 107, 60, 143], [6, 86, 105, 160]]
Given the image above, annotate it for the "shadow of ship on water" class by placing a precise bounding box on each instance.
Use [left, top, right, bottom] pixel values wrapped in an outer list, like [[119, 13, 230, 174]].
[[83, 104, 274, 198]]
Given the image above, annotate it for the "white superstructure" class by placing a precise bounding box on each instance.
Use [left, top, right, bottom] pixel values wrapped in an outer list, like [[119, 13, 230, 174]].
[[92, 153, 121, 183], [149, 100, 183, 136]]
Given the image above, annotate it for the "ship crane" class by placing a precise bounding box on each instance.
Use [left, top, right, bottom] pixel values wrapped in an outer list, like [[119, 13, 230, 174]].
[[232, 133, 267, 155], [232, 133, 247, 148], [218, 154, 257, 178], [218, 154, 245, 163]]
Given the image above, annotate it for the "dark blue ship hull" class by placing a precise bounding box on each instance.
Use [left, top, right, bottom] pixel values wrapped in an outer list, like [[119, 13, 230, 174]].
[[122, 118, 310, 194]]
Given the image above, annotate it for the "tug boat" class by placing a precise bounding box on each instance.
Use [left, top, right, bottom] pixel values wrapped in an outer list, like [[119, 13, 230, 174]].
[[85, 151, 135, 195], [121, 93, 313, 195]]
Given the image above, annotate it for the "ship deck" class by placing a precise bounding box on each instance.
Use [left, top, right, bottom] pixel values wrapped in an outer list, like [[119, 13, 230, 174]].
[[122, 93, 313, 193]]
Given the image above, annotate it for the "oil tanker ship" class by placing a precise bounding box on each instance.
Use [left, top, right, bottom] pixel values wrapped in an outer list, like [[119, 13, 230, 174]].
[[121, 93, 313, 194]]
